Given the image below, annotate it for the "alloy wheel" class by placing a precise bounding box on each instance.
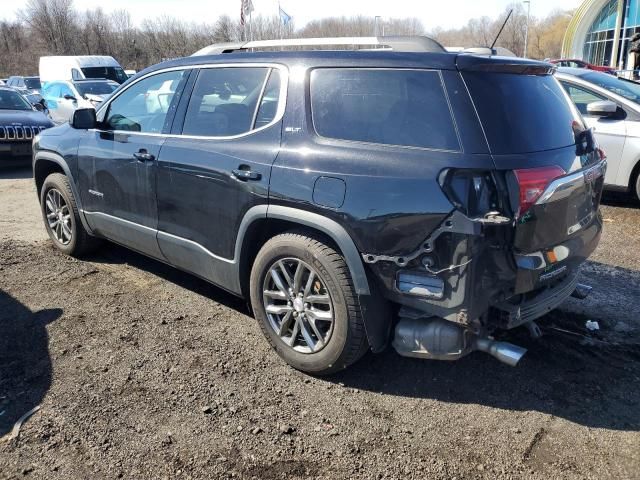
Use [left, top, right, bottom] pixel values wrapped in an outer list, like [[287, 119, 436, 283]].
[[45, 188, 72, 245], [262, 258, 334, 354]]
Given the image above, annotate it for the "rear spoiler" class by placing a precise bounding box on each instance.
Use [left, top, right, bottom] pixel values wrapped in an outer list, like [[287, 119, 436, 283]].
[[456, 55, 555, 75]]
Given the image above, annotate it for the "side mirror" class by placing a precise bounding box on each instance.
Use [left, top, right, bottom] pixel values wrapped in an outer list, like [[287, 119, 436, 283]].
[[33, 102, 44, 112], [71, 108, 96, 129], [587, 100, 618, 118], [63, 94, 77, 101]]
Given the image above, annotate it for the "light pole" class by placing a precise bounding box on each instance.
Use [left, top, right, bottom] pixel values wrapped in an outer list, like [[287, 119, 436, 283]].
[[523, 0, 531, 58], [375, 16, 381, 37]]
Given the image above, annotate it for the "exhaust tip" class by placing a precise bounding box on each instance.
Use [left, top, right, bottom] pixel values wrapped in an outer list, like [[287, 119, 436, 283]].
[[475, 338, 527, 367]]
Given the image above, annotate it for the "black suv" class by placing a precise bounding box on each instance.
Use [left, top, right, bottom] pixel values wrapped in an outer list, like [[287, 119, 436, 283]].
[[33, 37, 605, 374]]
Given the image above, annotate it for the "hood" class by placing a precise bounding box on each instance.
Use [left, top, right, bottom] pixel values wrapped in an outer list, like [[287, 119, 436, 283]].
[[0, 109, 53, 127]]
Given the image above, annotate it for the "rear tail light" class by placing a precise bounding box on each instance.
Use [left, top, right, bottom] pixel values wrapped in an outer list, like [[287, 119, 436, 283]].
[[513, 165, 565, 215]]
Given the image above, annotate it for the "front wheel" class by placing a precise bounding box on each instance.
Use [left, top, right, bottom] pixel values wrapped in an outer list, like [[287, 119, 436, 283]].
[[249, 232, 368, 375], [40, 173, 99, 257]]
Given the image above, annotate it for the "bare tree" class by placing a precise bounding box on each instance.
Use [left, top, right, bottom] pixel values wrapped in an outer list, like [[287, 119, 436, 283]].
[[0, 0, 577, 77]]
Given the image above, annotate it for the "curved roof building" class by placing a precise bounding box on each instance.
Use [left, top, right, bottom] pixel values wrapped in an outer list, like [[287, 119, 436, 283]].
[[563, 0, 640, 69]]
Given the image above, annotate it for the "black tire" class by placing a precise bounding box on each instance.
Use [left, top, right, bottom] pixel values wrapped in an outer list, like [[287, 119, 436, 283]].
[[250, 232, 369, 375], [40, 173, 100, 257]]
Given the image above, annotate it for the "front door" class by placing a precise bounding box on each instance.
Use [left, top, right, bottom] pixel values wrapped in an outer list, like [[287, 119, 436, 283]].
[[155, 65, 285, 289], [77, 69, 190, 258]]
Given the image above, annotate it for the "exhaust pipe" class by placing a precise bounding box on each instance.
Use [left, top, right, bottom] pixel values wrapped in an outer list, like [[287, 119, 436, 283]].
[[393, 317, 527, 366], [474, 338, 527, 367]]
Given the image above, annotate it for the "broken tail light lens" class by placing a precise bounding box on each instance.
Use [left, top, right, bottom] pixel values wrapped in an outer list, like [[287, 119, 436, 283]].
[[513, 165, 565, 215]]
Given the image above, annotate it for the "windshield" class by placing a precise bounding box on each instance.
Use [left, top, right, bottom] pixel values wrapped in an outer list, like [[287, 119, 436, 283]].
[[81, 66, 128, 84], [74, 81, 118, 97], [24, 77, 41, 90], [582, 72, 640, 104], [0, 90, 33, 110], [464, 72, 583, 154]]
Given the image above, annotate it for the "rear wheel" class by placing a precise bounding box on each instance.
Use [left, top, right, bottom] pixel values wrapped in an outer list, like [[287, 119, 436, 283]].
[[40, 173, 100, 257], [249, 232, 368, 375], [635, 172, 640, 202]]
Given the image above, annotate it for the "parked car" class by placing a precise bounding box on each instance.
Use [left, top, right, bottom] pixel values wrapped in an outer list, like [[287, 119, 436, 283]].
[[42, 79, 118, 124], [549, 58, 617, 75], [125, 69, 137, 78], [40, 55, 128, 85], [6, 76, 42, 94], [32, 37, 605, 374], [0, 86, 53, 164], [557, 67, 640, 201]]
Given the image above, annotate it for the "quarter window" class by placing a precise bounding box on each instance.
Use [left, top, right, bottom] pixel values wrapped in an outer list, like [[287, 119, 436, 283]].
[[310, 69, 460, 150], [104, 70, 187, 133], [182, 67, 277, 137]]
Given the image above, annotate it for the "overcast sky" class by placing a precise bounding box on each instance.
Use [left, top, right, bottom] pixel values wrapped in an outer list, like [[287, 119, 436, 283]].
[[1, 0, 582, 30]]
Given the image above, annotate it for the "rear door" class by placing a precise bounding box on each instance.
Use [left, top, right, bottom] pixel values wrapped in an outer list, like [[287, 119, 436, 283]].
[[560, 80, 625, 184], [155, 65, 286, 288]]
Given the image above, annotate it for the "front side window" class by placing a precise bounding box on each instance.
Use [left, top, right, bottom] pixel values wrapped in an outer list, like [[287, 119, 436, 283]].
[[561, 82, 606, 115], [182, 67, 276, 137], [104, 70, 187, 133], [58, 84, 75, 99], [310, 68, 460, 151]]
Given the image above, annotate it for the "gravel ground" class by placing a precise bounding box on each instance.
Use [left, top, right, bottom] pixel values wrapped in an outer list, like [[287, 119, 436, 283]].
[[0, 166, 639, 479]]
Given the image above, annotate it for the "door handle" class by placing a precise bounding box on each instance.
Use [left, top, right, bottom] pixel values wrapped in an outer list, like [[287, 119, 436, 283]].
[[133, 150, 155, 162], [232, 168, 261, 181]]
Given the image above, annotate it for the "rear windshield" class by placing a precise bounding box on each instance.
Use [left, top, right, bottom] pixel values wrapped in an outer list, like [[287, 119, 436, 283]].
[[74, 81, 118, 97], [464, 72, 581, 154], [310, 69, 460, 151], [81, 67, 128, 84], [24, 77, 41, 89]]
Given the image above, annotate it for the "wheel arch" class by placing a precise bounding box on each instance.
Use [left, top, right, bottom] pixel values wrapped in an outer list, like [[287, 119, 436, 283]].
[[33, 151, 93, 234], [236, 205, 370, 297], [235, 205, 391, 353], [629, 156, 640, 199]]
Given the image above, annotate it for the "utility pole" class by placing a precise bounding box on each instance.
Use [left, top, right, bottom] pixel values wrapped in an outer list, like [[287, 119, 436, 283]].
[[523, 0, 531, 58]]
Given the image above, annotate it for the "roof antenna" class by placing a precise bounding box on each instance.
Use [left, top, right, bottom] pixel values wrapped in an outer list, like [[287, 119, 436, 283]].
[[490, 8, 513, 52]]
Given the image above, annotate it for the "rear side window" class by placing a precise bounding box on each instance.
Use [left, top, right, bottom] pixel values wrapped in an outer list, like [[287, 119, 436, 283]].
[[464, 72, 581, 154], [310, 69, 460, 151], [182, 67, 276, 137]]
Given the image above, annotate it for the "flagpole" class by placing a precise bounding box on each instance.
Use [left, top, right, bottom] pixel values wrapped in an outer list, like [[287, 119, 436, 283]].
[[278, 0, 282, 40]]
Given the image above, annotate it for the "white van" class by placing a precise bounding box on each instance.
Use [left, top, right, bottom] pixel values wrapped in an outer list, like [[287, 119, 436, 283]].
[[39, 56, 128, 85]]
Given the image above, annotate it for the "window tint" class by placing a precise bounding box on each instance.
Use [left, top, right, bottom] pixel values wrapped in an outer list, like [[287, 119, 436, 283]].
[[464, 72, 581, 154], [254, 70, 281, 128], [310, 69, 459, 150], [561, 83, 606, 115], [182, 67, 270, 137], [105, 70, 187, 133]]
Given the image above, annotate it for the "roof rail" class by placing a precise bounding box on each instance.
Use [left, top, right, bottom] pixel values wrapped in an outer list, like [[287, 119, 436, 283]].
[[191, 36, 446, 56]]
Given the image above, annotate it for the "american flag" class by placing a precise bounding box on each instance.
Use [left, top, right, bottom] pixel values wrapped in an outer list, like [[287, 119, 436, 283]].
[[240, 0, 254, 26]]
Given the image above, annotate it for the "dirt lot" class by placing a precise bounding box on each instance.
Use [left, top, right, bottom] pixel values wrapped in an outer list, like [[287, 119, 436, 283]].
[[0, 166, 639, 479]]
